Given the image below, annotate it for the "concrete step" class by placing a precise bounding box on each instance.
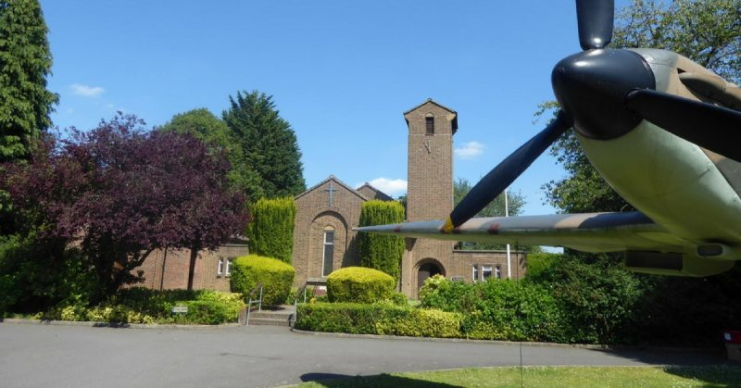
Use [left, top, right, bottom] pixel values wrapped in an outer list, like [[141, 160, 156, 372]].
[[239, 305, 296, 326], [247, 316, 293, 326], [249, 311, 293, 320]]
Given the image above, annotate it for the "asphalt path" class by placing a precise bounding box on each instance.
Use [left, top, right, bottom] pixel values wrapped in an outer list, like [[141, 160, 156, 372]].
[[0, 322, 726, 388]]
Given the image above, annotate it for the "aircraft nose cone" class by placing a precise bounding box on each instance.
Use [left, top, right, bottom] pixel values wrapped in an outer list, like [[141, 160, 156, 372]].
[[552, 49, 655, 139]]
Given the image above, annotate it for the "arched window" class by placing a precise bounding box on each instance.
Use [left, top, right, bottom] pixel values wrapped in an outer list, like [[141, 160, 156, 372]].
[[425, 113, 434, 135], [322, 226, 335, 277]]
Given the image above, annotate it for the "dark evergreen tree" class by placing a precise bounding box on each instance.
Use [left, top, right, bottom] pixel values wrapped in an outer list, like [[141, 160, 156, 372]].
[[223, 90, 305, 199], [0, 0, 58, 163]]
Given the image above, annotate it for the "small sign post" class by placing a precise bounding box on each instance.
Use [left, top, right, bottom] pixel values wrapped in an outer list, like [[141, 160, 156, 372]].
[[172, 305, 188, 314]]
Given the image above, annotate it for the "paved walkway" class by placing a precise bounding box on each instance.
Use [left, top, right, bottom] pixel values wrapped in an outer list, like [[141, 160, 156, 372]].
[[0, 322, 727, 388]]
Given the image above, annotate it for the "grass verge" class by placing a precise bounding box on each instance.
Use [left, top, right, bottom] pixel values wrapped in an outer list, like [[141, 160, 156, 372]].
[[294, 365, 741, 387]]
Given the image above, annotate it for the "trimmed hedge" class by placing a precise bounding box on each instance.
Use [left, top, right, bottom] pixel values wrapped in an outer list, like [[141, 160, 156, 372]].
[[295, 302, 462, 338], [42, 288, 245, 325], [358, 200, 405, 280], [246, 197, 297, 263], [419, 275, 567, 342], [230, 254, 295, 306], [326, 267, 395, 303]]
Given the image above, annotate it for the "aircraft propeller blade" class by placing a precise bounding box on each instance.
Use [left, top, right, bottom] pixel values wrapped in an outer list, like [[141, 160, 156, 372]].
[[626, 89, 741, 161], [445, 111, 572, 232], [575, 0, 614, 50]]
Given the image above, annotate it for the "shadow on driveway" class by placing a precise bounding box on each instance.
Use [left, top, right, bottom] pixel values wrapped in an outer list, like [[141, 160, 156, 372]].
[[300, 372, 458, 387]]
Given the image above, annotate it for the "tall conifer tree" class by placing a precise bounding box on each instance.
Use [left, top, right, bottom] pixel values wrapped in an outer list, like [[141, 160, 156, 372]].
[[223, 90, 305, 199], [0, 0, 58, 163]]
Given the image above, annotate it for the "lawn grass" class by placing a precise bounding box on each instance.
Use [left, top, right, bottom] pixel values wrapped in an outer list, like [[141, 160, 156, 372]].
[[295, 365, 741, 387]]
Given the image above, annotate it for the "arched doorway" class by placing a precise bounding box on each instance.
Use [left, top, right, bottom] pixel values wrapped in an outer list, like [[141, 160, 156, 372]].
[[417, 259, 444, 292]]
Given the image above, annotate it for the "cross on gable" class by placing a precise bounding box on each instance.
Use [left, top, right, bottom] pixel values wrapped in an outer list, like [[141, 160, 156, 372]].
[[324, 182, 338, 207]]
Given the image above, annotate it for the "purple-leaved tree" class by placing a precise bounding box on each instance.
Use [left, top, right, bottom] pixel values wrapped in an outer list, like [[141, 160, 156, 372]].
[[1, 114, 249, 300]]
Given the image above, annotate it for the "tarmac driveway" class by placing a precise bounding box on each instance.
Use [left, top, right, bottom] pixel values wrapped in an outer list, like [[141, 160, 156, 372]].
[[0, 322, 726, 388]]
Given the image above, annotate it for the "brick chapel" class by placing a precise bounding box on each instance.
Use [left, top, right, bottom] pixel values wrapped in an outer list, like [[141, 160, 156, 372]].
[[136, 99, 525, 298], [290, 99, 525, 298]]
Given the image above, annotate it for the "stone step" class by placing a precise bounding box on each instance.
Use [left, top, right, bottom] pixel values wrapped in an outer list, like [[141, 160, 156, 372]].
[[249, 311, 293, 320], [246, 316, 293, 327]]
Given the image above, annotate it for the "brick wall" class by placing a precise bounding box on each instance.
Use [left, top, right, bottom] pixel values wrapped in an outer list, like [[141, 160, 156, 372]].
[[451, 250, 527, 282], [134, 243, 249, 292]]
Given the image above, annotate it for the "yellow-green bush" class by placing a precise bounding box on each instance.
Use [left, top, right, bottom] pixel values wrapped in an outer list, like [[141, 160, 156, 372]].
[[326, 267, 395, 303], [375, 309, 462, 338], [230, 254, 295, 306], [295, 302, 462, 338], [44, 289, 246, 325]]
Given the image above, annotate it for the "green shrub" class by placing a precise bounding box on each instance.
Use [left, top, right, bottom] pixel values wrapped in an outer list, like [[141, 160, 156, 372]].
[[43, 289, 245, 325], [230, 254, 295, 306], [326, 267, 395, 303], [295, 302, 462, 338], [419, 275, 566, 342], [246, 197, 296, 263], [375, 309, 462, 338], [419, 274, 479, 313], [358, 201, 405, 280], [389, 291, 408, 306], [0, 233, 97, 314], [179, 300, 232, 325], [523, 252, 562, 283]]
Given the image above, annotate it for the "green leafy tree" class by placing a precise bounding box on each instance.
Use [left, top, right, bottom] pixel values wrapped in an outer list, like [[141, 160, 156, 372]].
[[0, 0, 58, 163], [358, 200, 405, 281], [543, 0, 740, 213], [454, 178, 525, 218], [223, 90, 305, 199], [160, 108, 263, 197], [246, 197, 297, 264]]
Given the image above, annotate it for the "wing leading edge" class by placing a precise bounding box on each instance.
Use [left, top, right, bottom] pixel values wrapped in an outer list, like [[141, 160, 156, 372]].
[[355, 211, 687, 253]]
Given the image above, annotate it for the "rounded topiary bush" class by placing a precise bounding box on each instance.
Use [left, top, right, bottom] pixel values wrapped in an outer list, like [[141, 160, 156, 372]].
[[326, 267, 395, 303], [230, 254, 295, 307]]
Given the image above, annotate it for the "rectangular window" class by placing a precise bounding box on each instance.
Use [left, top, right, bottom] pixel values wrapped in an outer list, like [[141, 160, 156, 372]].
[[472, 265, 479, 282], [495, 265, 502, 279], [425, 116, 434, 135], [322, 230, 335, 277], [225, 258, 233, 276], [482, 265, 493, 280], [217, 258, 224, 276]]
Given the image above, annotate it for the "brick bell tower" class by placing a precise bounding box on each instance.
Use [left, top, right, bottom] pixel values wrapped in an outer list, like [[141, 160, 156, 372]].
[[402, 99, 457, 297]]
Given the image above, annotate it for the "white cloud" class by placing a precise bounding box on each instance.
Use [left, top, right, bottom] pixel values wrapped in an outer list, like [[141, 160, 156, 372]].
[[454, 141, 485, 160], [70, 83, 105, 98], [365, 178, 407, 196]]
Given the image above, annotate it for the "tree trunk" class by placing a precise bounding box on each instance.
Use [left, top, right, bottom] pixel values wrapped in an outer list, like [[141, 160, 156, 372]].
[[187, 245, 200, 291]]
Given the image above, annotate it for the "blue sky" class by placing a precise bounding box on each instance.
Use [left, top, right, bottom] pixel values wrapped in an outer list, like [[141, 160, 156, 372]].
[[40, 0, 630, 216]]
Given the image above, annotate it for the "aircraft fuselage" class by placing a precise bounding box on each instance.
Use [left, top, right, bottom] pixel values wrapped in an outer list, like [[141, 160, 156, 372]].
[[577, 48, 741, 259]]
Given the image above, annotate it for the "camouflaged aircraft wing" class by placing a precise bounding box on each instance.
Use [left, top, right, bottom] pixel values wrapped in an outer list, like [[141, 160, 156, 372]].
[[355, 211, 687, 253]]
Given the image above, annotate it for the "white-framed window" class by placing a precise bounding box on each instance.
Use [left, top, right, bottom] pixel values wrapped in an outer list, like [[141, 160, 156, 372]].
[[482, 265, 493, 280], [217, 258, 224, 276], [495, 265, 502, 279], [472, 265, 479, 282], [225, 258, 233, 276], [322, 227, 335, 277]]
